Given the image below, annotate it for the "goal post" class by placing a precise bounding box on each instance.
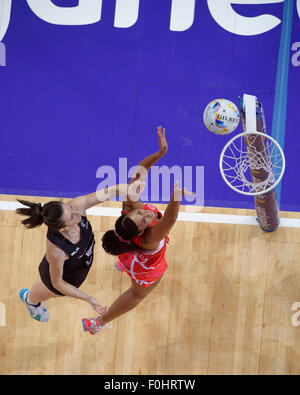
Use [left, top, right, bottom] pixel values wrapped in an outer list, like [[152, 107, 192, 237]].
[[219, 94, 285, 232]]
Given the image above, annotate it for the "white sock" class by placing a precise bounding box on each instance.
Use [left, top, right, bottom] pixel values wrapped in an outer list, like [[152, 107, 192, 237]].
[[26, 293, 40, 307]]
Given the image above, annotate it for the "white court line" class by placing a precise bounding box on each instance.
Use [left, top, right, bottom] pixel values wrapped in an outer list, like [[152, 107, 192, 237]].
[[2, 200, 300, 228]]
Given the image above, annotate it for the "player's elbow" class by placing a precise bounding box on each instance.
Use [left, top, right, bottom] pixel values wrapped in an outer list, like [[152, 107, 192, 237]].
[[50, 276, 64, 292], [159, 217, 177, 236], [163, 214, 178, 228]]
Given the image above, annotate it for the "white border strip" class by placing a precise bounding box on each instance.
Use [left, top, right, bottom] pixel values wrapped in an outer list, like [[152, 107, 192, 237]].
[[2, 201, 300, 228]]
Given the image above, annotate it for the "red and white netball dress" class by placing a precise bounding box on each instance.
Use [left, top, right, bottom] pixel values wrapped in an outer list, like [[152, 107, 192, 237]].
[[116, 203, 169, 287]]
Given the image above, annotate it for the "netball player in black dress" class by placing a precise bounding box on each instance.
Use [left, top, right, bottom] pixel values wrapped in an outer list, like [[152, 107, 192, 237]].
[[17, 184, 132, 322]]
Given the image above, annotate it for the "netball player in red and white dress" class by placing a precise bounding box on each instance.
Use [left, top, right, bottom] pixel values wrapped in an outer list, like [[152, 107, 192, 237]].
[[82, 126, 193, 334]]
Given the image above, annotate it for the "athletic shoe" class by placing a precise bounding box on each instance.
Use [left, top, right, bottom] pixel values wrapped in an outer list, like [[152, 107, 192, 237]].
[[19, 288, 49, 323], [82, 317, 112, 335]]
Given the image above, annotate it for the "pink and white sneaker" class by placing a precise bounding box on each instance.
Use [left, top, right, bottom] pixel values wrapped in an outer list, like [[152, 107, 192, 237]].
[[82, 317, 112, 335]]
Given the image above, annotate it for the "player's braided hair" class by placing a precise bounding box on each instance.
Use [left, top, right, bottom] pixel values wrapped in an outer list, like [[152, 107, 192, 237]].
[[102, 214, 142, 256]]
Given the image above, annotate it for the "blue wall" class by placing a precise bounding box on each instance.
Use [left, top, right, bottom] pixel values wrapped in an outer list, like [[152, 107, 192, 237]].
[[0, 1, 299, 210]]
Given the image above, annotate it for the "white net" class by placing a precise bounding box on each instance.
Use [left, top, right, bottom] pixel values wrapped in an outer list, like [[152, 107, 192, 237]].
[[220, 131, 285, 196]]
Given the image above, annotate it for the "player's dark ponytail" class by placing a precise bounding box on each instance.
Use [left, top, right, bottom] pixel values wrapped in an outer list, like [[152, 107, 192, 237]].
[[102, 214, 141, 256], [16, 199, 64, 231]]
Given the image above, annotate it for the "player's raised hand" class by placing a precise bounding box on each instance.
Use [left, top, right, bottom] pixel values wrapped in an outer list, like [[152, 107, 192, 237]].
[[128, 179, 146, 201], [172, 181, 195, 201], [157, 126, 168, 157], [88, 297, 108, 315]]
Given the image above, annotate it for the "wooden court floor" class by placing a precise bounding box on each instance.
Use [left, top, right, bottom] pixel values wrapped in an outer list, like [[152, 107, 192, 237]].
[[0, 194, 300, 375]]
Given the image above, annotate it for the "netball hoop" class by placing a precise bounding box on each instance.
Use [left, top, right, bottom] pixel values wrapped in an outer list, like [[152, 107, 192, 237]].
[[219, 94, 286, 231], [219, 131, 285, 196]]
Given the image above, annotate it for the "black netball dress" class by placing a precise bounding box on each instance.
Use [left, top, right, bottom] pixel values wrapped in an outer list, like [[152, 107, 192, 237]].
[[39, 216, 95, 296]]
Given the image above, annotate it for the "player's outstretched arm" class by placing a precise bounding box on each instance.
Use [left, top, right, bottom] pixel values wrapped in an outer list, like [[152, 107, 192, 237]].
[[68, 184, 128, 214], [142, 182, 194, 249], [123, 125, 168, 212], [68, 126, 167, 214], [68, 180, 147, 214]]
